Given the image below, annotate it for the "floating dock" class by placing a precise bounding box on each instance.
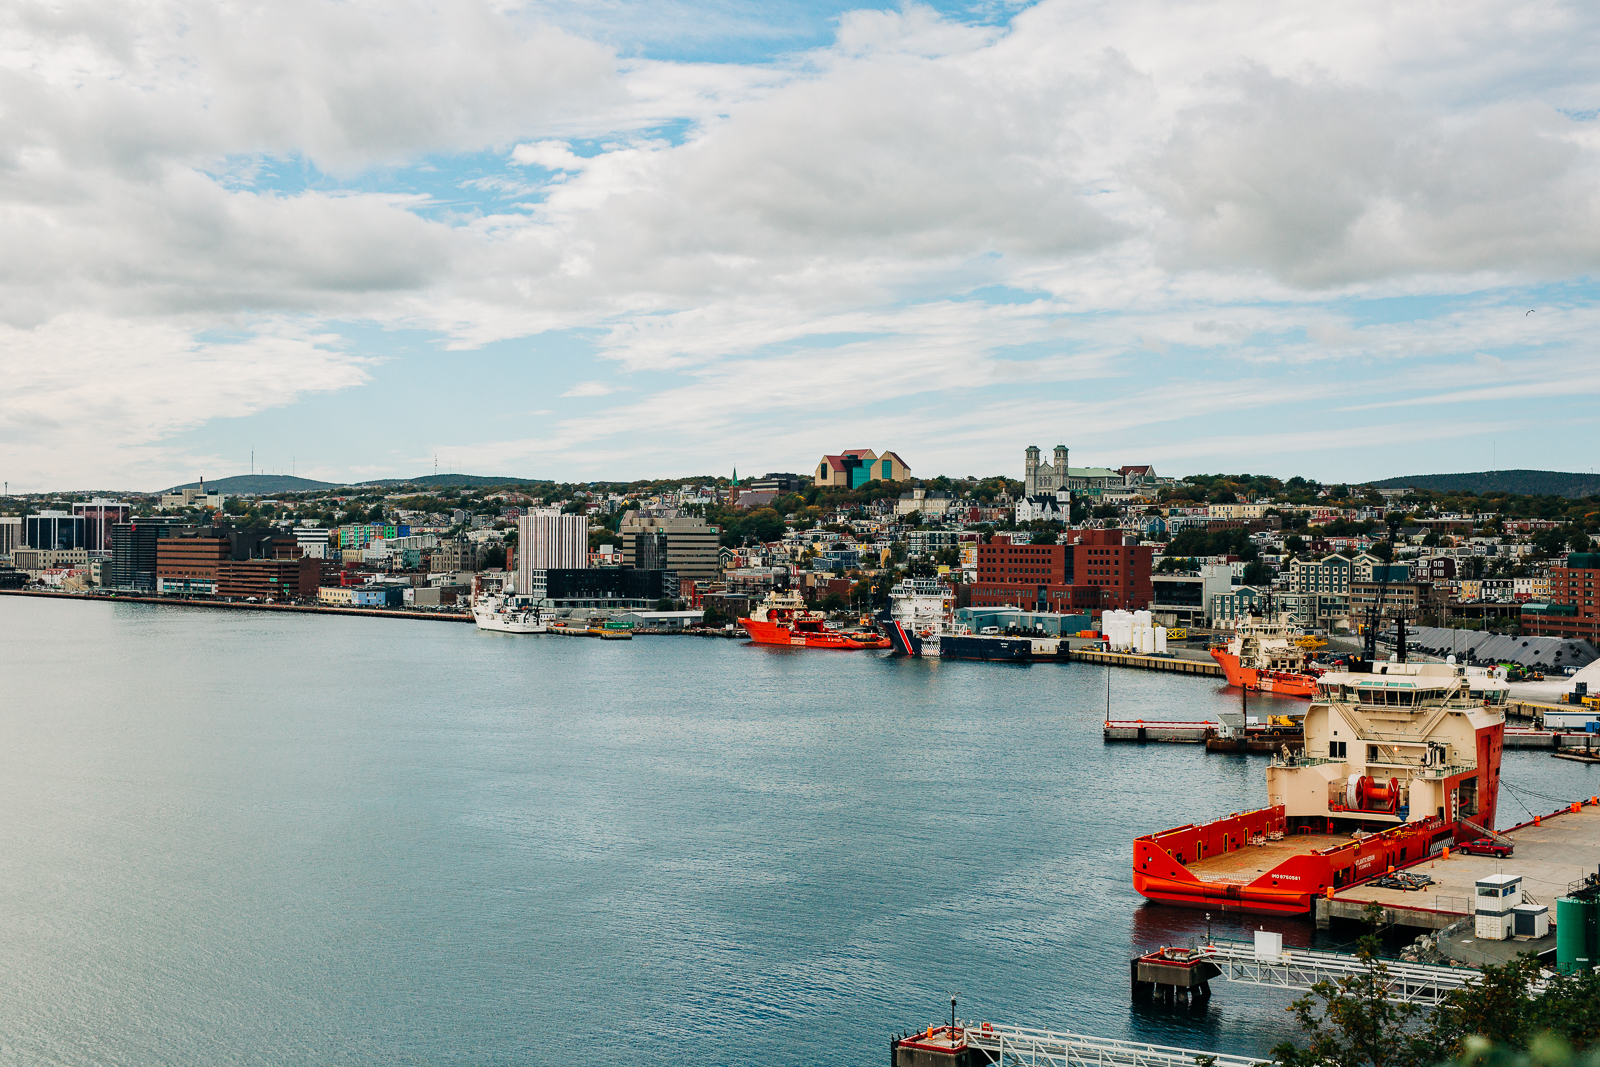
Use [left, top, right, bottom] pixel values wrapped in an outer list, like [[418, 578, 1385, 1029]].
[[1315, 800, 1600, 931], [1071, 648, 1223, 676], [1104, 720, 1216, 743]]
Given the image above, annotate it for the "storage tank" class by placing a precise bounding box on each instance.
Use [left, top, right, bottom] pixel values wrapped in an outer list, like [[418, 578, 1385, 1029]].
[[1556, 897, 1594, 973], [1154, 627, 1168, 655]]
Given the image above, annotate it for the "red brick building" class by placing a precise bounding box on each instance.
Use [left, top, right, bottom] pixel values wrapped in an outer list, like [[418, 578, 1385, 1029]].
[[968, 530, 1153, 614], [1523, 553, 1600, 643], [216, 557, 322, 601]]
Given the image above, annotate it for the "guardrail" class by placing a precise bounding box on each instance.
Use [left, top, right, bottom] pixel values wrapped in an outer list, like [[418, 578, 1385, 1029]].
[[962, 1022, 1264, 1067], [1198, 939, 1480, 1005]]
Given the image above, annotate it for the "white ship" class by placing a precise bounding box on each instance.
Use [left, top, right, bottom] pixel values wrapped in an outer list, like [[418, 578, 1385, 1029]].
[[884, 577, 956, 656], [472, 592, 548, 634]]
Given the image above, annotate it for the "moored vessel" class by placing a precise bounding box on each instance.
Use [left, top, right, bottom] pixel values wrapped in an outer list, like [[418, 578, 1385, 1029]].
[[1210, 615, 1323, 697], [1134, 657, 1508, 915], [879, 578, 1036, 663], [471, 589, 548, 633], [740, 590, 890, 650]]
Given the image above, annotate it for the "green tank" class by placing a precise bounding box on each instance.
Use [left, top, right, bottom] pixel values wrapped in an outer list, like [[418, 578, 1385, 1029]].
[[1556, 897, 1595, 973]]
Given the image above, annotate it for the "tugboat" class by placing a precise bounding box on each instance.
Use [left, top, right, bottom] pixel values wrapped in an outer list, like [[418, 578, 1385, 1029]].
[[1133, 656, 1508, 915], [1210, 613, 1323, 697], [878, 578, 1034, 663], [740, 590, 891, 650]]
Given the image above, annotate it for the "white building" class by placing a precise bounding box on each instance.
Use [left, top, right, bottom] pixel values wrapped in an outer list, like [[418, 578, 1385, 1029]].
[[516, 510, 587, 594]]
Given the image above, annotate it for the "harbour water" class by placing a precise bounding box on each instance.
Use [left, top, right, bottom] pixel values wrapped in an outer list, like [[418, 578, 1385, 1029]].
[[1, 597, 1592, 1066]]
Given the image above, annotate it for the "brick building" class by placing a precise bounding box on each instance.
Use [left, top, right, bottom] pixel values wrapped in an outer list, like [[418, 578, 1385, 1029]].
[[156, 535, 230, 593], [1522, 553, 1600, 643], [216, 557, 323, 601], [968, 529, 1152, 614]]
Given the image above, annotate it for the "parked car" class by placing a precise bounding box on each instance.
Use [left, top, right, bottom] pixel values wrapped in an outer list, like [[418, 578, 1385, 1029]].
[[1456, 837, 1512, 858]]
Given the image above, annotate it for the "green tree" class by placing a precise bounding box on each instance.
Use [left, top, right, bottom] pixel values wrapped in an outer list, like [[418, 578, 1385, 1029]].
[[1272, 905, 1427, 1067]]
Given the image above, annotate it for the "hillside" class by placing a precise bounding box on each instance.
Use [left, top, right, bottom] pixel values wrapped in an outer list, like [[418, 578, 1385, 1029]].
[[162, 474, 335, 494], [356, 474, 543, 488], [1371, 469, 1600, 498]]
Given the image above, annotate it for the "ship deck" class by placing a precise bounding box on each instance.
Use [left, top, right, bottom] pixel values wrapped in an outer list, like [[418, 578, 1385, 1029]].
[[1186, 832, 1351, 884], [1331, 802, 1600, 920]]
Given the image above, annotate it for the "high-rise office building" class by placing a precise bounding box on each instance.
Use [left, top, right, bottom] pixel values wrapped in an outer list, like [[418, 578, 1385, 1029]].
[[26, 511, 86, 551], [74, 499, 132, 555], [516, 510, 586, 595]]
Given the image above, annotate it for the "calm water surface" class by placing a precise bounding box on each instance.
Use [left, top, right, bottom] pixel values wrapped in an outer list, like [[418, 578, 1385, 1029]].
[[1, 598, 1592, 1065]]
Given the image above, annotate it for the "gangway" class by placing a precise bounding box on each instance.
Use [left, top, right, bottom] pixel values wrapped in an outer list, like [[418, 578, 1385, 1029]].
[[898, 1023, 1265, 1067], [1197, 938, 1480, 1006]]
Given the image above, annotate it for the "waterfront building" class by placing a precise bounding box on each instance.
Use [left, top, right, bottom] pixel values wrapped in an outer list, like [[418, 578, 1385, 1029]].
[[1150, 563, 1239, 628], [73, 499, 131, 555], [108, 519, 191, 590], [522, 567, 678, 609], [0, 515, 19, 557], [12, 548, 90, 575], [156, 533, 231, 594], [516, 511, 586, 598], [431, 537, 477, 574], [216, 558, 322, 601], [26, 511, 86, 551], [814, 449, 910, 488]]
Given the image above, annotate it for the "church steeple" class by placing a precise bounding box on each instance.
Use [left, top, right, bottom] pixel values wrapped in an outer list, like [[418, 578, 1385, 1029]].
[[732, 467, 739, 486]]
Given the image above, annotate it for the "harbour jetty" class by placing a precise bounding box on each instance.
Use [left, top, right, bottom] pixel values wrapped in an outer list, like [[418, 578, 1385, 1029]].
[[1070, 648, 1222, 677]]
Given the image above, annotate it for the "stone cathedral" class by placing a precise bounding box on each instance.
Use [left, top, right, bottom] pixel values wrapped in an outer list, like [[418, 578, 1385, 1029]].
[[1023, 445, 1070, 497]]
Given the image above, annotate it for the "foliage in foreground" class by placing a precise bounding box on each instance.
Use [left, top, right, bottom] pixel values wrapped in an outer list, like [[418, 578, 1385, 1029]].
[[1272, 905, 1599, 1067]]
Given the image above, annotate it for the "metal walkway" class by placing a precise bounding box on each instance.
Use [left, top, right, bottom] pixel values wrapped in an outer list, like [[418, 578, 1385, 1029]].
[[963, 1023, 1264, 1067], [1198, 939, 1479, 1006]]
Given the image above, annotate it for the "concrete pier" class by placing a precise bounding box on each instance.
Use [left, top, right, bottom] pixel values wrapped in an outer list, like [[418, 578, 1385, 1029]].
[[1316, 800, 1600, 931], [1104, 720, 1216, 743], [1071, 648, 1223, 676]]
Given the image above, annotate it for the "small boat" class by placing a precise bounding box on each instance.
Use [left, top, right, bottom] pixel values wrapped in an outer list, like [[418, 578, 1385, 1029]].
[[740, 590, 891, 649]]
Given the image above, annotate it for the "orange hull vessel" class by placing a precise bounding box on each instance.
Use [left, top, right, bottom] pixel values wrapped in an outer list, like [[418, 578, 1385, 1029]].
[[739, 589, 890, 650], [1211, 650, 1319, 697], [1134, 659, 1508, 915], [741, 617, 890, 649]]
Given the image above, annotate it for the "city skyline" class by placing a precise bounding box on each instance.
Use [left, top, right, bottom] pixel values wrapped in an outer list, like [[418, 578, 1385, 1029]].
[[4, 0, 1598, 491]]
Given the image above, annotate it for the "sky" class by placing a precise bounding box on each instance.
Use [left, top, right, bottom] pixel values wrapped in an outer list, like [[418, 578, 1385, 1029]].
[[2, 0, 1599, 493]]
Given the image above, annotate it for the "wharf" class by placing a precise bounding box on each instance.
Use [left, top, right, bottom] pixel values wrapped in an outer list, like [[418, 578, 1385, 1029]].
[[1071, 648, 1222, 677], [0, 588, 471, 623], [1104, 720, 1216, 743], [1505, 727, 1600, 750], [1316, 800, 1600, 931]]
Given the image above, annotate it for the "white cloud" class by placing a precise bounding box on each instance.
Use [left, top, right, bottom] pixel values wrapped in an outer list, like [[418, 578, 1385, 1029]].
[[560, 380, 615, 397], [5, 0, 1600, 485], [0, 315, 371, 490]]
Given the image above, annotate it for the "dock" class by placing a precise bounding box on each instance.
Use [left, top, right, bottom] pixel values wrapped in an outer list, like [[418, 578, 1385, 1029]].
[[1316, 800, 1600, 931], [1104, 720, 1216, 743], [1, 588, 472, 623], [1071, 648, 1223, 676], [1505, 728, 1600, 750]]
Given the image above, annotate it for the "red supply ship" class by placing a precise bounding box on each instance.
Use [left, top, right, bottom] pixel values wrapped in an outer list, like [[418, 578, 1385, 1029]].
[[740, 590, 891, 650], [1210, 616, 1323, 698], [1134, 657, 1508, 915]]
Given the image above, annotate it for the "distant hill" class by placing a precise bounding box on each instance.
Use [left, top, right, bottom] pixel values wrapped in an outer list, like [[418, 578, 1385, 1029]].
[[163, 474, 335, 494], [356, 474, 544, 488], [1371, 470, 1600, 498]]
